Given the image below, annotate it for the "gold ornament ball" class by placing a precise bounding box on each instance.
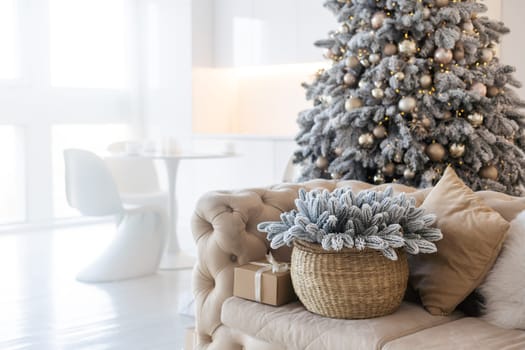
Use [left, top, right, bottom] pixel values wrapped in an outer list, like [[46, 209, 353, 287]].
[[345, 97, 363, 111], [419, 74, 432, 88], [422, 7, 431, 19], [463, 21, 474, 33], [435, 0, 449, 7], [371, 11, 386, 29], [434, 48, 453, 64], [480, 48, 493, 63], [358, 133, 374, 148], [324, 49, 334, 59], [343, 72, 357, 86], [449, 143, 465, 158], [394, 152, 403, 163], [398, 96, 417, 113], [453, 48, 465, 61], [470, 82, 487, 97], [371, 88, 384, 99], [373, 125, 387, 138], [403, 168, 416, 180], [334, 147, 343, 156], [440, 111, 452, 120], [369, 53, 381, 64], [487, 86, 500, 97], [421, 116, 432, 128], [383, 43, 398, 56], [331, 172, 342, 180], [426, 143, 446, 162], [358, 80, 368, 89], [467, 113, 484, 127], [398, 39, 417, 56], [360, 58, 370, 67], [382, 163, 395, 177], [315, 156, 329, 169], [479, 165, 498, 180], [395, 72, 405, 80], [346, 56, 360, 69], [374, 172, 385, 184]]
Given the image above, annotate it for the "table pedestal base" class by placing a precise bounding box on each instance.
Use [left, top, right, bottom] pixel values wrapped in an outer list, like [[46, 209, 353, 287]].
[[159, 251, 196, 270]]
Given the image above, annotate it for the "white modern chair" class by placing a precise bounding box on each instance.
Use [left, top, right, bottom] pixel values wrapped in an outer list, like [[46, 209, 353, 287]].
[[105, 141, 169, 212], [64, 148, 166, 283]]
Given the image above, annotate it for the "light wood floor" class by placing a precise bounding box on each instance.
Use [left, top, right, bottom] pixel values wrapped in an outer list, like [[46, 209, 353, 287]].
[[0, 223, 194, 350]]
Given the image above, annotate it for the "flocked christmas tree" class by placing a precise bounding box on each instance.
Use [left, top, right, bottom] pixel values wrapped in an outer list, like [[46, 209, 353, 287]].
[[294, 0, 525, 195]]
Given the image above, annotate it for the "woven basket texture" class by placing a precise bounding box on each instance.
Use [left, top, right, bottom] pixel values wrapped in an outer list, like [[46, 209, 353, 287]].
[[291, 239, 408, 319]]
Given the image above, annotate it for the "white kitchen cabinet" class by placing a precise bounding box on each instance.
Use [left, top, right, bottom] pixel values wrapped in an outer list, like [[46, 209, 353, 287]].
[[213, 0, 334, 66], [251, 0, 297, 65], [214, 0, 254, 66]]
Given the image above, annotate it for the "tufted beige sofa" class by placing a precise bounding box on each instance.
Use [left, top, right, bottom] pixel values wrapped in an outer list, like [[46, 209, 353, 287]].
[[191, 179, 525, 350]]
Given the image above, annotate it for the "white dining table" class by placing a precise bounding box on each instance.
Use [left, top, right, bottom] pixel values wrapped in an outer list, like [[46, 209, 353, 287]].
[[112, 151, 235, 270]]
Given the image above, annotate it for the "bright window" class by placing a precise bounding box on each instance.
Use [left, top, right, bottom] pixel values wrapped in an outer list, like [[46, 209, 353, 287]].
[[49, 0, 129, 88], [52, 124, 131, 218], [0, 126, 25, 224], [0, 0, 18, 80]]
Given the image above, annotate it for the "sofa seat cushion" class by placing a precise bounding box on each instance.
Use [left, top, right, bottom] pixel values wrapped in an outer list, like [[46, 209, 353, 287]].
[[221, 297, 461, 350], [383, 318, 525, 350]]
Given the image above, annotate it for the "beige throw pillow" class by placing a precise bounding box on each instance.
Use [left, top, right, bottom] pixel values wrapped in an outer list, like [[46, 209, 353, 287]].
[[409, 167, 510, 315], [476, 190, 525, 222]]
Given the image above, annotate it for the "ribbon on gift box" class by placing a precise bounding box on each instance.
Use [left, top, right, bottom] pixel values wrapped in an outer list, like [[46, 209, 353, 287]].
[[250, 252, 289, 303]]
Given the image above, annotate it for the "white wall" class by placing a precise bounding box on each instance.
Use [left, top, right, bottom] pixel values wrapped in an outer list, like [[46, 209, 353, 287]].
[[501, 0, 525, 101]]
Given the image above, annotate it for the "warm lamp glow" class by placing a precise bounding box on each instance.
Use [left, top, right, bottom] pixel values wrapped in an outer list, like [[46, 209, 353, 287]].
[[192, 62, 328, 136]]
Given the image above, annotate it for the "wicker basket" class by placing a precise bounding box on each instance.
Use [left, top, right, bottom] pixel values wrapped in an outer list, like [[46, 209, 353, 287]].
[[291, 240, 408, 319]]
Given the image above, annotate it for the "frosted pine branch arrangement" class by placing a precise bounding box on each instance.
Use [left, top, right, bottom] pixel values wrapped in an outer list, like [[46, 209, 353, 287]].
[[257, 187, 442, 260], [294, 0, 525, 195]]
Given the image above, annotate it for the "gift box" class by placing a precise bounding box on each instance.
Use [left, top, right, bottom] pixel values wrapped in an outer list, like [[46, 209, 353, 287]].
[[233, 254, 297, 306]]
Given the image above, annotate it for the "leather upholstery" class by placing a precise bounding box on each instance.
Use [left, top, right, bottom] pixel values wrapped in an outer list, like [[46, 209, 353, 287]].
[[191, 179, 428, 349]]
